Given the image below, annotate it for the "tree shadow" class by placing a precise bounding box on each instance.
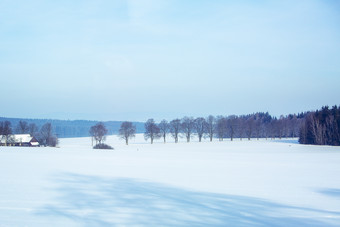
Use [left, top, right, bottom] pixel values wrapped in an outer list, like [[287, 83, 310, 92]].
[[270, 139, 299, 144], [36, 173, 340, 226], [318, 188, 340, 198]]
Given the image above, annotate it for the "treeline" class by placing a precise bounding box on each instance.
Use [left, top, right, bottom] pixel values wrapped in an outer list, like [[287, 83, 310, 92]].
[[299, 106, 340, 146], [0, 117, 144, 138], [140, 112, 305, 144], [4, 106, 340, 147]]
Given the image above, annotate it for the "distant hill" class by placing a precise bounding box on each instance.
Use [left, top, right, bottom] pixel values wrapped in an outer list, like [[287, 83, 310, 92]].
[[0, 117, 145, 138]]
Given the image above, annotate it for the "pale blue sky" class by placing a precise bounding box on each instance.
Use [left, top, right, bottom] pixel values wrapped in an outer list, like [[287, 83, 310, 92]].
[[1, 0, 339, 121]]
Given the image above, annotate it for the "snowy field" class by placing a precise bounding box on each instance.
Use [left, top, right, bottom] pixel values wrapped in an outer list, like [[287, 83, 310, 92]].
[[1, 134, 340, 226]]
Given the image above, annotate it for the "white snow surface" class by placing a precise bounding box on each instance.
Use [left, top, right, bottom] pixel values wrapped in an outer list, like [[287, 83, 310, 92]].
[[1, 134, 340, 226]]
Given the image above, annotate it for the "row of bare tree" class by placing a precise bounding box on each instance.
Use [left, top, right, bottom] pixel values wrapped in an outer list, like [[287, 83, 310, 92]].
[[140, 113, 304, 144], [89, 107, 340, 146], [89, 121, 137, 146], [92, 113, 304, 146], [89, 107, 340, 147]]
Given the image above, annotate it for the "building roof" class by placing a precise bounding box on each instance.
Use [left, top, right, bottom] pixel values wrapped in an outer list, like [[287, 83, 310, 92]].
[[0, 134, 38, 144]]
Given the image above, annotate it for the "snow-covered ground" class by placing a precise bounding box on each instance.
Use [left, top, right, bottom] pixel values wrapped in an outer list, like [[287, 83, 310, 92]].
[[1, 134, 340, 226]]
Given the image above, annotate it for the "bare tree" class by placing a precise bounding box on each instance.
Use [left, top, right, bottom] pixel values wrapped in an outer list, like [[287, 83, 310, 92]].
[[227, 115, 237, 141], [158, 120, 169, 143], [277, 116, 285, 139], [39, 123, 58, 147], [206, 115, 215, 142], [245, 117, 254, 140], [298, 119, 308, 144], [181, 117, 195, 143], [194, 117, 207, 142], [269, 118, 278, 140], [0, 121, 13, 145], [293, 116, 302, 138], [89, 122, 108, 145], [282, 116, 289, 138], [28, 123, 38, 137], [237, 117, 245, 140], [289, 115, 298, 138], [144, 119, 161, 144], [264, 122, 271, 140], [216, 116, 227, 141], [170, 119, 181, 143], [119, 121, 136, 145], [254, 117, 262, 140], [308, 114, 325, 145], [16, 121, 29, 134]]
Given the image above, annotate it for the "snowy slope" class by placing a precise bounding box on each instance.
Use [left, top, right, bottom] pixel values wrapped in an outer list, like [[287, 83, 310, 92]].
[[0, 135, 340, 226]]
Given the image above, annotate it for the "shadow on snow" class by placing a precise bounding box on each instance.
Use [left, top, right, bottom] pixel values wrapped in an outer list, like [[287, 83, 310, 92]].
[[318, 188, 340, 198], [36, 173, 340, 226], [270, 139, 299, 144]]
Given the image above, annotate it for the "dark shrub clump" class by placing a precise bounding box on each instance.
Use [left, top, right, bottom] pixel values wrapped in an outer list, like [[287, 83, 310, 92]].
[[93, 143, 114, 150]]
